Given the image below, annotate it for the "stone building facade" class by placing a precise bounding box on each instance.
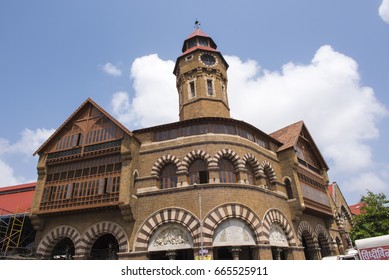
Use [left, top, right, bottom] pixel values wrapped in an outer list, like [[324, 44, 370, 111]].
[[29, 28, 350, 260]]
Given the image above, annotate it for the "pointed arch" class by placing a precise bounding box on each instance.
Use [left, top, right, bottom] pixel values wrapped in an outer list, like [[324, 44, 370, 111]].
[[151, 154, 180, 177], [181, 150, 212, 174], [315, 224, 332, 255], [36, 225, 82, 258], [202, 203, 262, 246], [133, 208, 200, 252], [262, 209, 296, 246], [80, 221, 128, 256]]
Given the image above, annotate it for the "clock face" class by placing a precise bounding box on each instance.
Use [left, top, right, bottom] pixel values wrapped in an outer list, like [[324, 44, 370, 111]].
[[200, 53, 216, 66]]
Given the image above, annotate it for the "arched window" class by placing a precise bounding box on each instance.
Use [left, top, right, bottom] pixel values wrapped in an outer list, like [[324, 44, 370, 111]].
[[264, 167, 272, 188], [160, 163, 177, 189], [219, 158, 236, 183], [245, 163, 255, 185], [284, 178, 294, 199], [188, 159, 208, 185]]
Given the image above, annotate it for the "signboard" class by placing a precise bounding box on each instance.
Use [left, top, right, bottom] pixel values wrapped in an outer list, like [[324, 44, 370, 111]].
[[359, 245, 389, 260]]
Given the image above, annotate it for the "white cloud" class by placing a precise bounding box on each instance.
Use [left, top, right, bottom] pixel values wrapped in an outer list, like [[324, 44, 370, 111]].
[[379, 0, 389, 24], [343, 171, 388, 199], [110, 46, 388, 202], [0, 159, 23, 187], [226, 46, 387, 174], [0, 128, 54, 187], [102, 62, 122, 77], [111, 54, 177, 128]]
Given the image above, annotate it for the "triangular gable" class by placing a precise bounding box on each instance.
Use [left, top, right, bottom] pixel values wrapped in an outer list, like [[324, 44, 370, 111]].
[[34, 98, 136, 156], [270, 121, 328, 170]]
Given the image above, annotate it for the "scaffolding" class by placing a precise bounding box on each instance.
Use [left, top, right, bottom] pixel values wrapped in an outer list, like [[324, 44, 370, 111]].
[[0, 207, 27, 256]]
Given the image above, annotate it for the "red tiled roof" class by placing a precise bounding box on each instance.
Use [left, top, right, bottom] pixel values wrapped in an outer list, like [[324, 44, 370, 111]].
[[270, 121, 304, 152], [0, 182, 36, 216], [349, 202, 365, 215], [181, 45, 218, 56], [187, 29, 210, 39]]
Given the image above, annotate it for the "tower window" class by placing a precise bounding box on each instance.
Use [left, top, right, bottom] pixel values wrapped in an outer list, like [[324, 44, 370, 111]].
[[189, 81, 196, 98], [207, 79, 213, 96], [199, 38, 208, 46]]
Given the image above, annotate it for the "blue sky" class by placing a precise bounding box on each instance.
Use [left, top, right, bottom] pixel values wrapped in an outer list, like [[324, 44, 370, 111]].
[[0, 0, 388, 205]]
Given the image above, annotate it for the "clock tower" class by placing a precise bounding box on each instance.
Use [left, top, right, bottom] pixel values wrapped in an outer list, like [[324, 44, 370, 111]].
[[173, 28, 230, 121]]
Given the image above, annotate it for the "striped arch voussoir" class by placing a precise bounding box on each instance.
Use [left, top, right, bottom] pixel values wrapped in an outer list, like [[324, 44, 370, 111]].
[[80, 221, 128, 256], [315, 224, 331, 245], [262, 209, 296, 246], [259, 161, 277, 182], [297, 220, 316, 247], [214, 149, 243, 170], [36, 225, 82, 258], [242, 153, 261, 177], [202, 204, 262, 247], [151, 154, 180, 177], [134, 208, 200, 252], [181, 150, 212, 173]]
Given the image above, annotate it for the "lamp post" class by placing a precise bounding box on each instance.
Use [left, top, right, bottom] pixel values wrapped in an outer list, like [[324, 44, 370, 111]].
[[196, 183, 204, 260]]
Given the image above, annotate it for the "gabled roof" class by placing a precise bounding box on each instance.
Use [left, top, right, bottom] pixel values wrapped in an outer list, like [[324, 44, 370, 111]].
[[0, 182, 36, 216], [270, 121, 304, 152], [270, 120, 329, 170], [33, 98, 136, 156], [349, 202, 365, 215]]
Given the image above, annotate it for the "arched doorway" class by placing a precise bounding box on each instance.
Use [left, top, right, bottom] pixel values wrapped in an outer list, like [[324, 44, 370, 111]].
[[301, 231, 316, 260], [90, 234, 119, 260], [148, 224, 194, 260], [212, 219, 256, 260], [51, 237, 75, 260], [318, 233, 331, 258]]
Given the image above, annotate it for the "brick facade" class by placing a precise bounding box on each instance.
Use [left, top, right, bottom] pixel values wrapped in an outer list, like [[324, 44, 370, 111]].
[[29, 28, 348, 260]]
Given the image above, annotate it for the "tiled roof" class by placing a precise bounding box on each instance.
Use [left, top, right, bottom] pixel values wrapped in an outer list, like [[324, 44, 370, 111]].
[[349, 202, 365, 215], [270, 121, 304, 152], [0, 182, 36, 216], [186, 29, 210, 39]]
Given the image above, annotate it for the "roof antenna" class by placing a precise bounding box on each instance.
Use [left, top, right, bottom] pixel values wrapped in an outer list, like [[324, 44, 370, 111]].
[[194, 20, 201, 29]]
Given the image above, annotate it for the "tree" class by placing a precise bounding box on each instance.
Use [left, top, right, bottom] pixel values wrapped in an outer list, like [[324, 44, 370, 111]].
[[350, 190, 389, 242]]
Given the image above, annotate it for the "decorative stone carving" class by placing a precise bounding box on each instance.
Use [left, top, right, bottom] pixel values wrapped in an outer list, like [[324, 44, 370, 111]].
[[148, 224, 193, 252], [269, 224, 288, 247], [213, 219, 256, 246], [154, 227, 189, 247]]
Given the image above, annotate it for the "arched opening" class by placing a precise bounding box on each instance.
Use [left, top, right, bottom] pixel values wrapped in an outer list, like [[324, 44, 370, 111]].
[[284, 178, 294, 199], [245, 162, 256, 185], [188, 159, 209, 185], [318, 233, 331, 258], [218, 158, 236, 183], [264, 167, 272, 188], [301, 231, 315, 260], [51, 237, 75, 260], [147, 224, 194, 260], [212, 219, 256, 260], [90, 234, 119, 260], [159, 163, 177, 189]]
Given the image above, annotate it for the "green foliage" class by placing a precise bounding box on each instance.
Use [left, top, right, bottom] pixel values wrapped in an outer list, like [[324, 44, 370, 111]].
[[350, 190, 389, 242]]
